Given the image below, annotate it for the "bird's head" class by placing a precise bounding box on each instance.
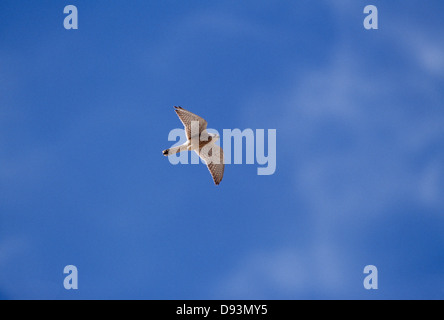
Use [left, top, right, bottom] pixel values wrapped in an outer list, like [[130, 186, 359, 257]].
[[209, 132, 220, 142]]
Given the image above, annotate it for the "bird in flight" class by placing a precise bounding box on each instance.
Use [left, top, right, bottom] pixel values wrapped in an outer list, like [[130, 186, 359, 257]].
[[163, 106, 224, 185]]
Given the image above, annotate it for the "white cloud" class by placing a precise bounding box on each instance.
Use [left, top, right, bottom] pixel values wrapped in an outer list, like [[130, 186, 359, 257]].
[[214, 243, 351, 299], [392, 25, 444, 77], [419, 161, 444, 207], [217, 7, 444, 298]]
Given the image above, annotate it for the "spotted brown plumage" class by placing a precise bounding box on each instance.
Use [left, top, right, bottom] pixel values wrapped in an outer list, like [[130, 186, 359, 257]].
[[163, 106, 225, 185], [174, 106, 208, 140]]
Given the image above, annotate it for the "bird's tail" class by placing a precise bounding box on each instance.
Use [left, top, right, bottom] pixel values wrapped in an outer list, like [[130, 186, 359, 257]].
[[163, 145, 184, 156]]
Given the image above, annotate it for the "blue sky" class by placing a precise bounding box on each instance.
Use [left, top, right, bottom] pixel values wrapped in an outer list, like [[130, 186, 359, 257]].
[[0, 0, 443, 299]]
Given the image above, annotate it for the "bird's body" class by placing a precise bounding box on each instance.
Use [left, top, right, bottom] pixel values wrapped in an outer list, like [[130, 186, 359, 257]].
[[163, 106, 224, 185]]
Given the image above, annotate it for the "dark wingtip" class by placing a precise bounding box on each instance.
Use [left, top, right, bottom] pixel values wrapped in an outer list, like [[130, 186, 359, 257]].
[[163, 149, 169, 156]]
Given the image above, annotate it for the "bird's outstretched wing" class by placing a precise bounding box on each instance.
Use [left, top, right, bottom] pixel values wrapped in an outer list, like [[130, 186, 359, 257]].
[[174, 106, 208, 140], [199, 143, 224, 185]]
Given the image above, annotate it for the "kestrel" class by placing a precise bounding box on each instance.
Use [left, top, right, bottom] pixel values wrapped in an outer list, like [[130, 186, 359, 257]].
[[163, 106, 224, 185]]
